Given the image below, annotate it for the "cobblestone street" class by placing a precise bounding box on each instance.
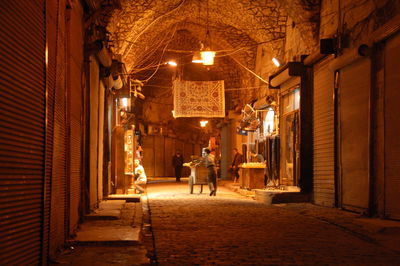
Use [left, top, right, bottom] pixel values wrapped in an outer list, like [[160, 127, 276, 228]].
[[146, 181, 400, 265]]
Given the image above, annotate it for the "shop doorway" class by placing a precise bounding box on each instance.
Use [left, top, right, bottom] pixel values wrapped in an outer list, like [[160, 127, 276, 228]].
[[280, 88, 300, 186]]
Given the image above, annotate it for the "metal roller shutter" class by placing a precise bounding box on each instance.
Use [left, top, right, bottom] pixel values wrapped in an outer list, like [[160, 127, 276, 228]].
[[154, 136, 165, 177], [0, 1, 46, 264], [143, 136, 155, 177], [313, 58, 335, 207], [48, 0, 67, 255], [338, 58, 371, 212], [67, 2, 84, 232], [384, 33, 400, 219], [164, 137, 174, 177]]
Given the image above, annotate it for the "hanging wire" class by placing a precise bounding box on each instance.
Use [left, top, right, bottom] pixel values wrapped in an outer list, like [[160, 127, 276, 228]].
[[231, 56, 269, 84], [140, 25, 178, 83], [123, 0, 186, 57], [205, 0, 211, 49]]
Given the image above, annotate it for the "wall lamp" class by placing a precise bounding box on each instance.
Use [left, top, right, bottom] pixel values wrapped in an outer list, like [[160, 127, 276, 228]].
[[272, 57, 281, 67]]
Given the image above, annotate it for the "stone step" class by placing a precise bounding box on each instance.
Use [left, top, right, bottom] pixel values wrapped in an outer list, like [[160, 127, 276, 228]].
[[254, 189, 311, 205]]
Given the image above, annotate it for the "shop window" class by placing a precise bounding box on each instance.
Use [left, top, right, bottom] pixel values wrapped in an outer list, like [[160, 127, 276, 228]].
[[282, 88, 300, 115]]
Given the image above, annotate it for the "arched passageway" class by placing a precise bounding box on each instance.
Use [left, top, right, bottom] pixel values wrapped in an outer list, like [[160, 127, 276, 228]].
[[1, 0, 400, 264]]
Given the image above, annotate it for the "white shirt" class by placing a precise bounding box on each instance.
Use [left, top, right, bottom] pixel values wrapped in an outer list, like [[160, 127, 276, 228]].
[[134, 164, 147, 183]]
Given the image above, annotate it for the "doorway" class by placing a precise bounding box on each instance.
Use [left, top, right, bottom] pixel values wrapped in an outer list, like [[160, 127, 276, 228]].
[[280, 88, 300, 186]]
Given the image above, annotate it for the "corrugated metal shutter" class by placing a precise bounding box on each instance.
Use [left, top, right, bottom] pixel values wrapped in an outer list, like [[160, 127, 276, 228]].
[[313, 58, 335, 207], [339, 58, 370, 212], [154, 136, 165, 177], [67, 1, 84, 232], [143, 136, 155, 177], [48, 0, 67, 256], [164, 137, 174, 177], [384, 33, 400, 219], [0, 1, 45, 264]]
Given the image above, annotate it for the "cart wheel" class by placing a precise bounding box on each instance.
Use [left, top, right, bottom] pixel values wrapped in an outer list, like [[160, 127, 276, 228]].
[[200, 184, 203, 194], [189, 176, 194, 194]]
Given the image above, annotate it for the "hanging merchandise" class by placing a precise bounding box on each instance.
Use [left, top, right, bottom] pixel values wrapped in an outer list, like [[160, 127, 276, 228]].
[[173, 79, 225, 117], [239, 104, 259, 131]]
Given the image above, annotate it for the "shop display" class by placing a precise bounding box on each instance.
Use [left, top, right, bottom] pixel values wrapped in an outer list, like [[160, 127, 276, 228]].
[[124, 129, 134, 175]]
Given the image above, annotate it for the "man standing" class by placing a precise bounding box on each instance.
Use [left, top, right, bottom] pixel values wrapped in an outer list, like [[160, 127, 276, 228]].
[[172, 150, 184, 182], [204, 148, 217, 196], [230, 148, 243, 183]]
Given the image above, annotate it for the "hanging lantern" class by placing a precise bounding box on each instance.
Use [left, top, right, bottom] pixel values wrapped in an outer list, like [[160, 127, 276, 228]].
[[200, 50, 215, 65]]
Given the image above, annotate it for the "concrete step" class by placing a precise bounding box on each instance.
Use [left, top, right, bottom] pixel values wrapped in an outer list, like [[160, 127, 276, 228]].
[[105, 194, 141, 202], [72, 221, 141, 246], [254, 189, 311, 205]]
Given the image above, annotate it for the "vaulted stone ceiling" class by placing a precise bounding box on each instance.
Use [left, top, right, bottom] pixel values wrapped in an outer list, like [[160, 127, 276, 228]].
[[102, 0, 319, 86], [108, 0, 285, 71], [89, 0, 318, 106], [88, 0, 319, 133]]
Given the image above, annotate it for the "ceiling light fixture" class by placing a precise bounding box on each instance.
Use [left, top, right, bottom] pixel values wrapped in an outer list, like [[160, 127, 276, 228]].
[[193, 0, 215, 66], [167, 60, 177, 66], [201, 50, 215, 66], [200, 120, 209, 127]]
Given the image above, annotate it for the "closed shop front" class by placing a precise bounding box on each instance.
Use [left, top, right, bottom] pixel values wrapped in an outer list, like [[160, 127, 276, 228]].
[[337, 58, 371, 212], [313, 57, 335, 207], [383, 32, 400, 219], [0, 1, 46, 264], [66, 0, 84, 235]]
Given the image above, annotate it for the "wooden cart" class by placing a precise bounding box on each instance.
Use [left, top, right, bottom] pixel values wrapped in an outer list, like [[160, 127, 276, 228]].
[[184, 163, 209, 194]]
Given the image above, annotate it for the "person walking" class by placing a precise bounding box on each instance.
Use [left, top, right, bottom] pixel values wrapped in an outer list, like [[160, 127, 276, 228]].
[[230, 148, 243, 183], [204, 148, 217, 196], [133, 159, 147, 194], [172, 150, 184, 182]]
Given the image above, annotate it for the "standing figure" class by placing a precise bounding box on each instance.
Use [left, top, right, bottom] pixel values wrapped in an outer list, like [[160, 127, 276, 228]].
[[135, 145, 143, 164], [230, 148, 243, 183], [172, 150, 184, 182], [204, 148, 217, 196], [133, 159, 147, 194]]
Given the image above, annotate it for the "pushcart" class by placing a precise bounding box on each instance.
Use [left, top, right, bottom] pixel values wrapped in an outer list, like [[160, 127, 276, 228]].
[[184, 163, 209, 194]]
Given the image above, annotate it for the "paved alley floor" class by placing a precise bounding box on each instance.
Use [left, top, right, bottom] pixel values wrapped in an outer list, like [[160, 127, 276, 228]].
[[146, 180, 400, 265]]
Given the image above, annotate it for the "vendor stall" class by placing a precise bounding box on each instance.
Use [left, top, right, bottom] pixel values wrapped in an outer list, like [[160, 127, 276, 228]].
[[240, 162, 266, 190]]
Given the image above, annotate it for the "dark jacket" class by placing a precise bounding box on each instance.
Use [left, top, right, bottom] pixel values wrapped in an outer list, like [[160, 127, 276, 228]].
[[232, 153, 243, 168], [172, 154, 184, 167]]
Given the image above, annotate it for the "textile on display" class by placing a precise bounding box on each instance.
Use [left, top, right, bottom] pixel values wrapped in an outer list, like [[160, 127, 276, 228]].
[[173, 79, 225, 117]]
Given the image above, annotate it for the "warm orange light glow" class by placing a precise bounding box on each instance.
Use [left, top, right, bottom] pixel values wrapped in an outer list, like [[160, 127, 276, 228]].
[[272, 57, 280, 67], [121, 98, 129, 108], [200, 51, 215, 65], [200, 120, 209, 127], [192, 51, 203, 63], [167, 61, 177, 66]]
